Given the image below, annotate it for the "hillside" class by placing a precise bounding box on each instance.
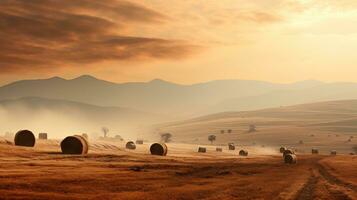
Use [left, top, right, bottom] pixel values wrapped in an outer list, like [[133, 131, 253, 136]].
[[0, 97, 165, 139], [157, 100, 357, 154]]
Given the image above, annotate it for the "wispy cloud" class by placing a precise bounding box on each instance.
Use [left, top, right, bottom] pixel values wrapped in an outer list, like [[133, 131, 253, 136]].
[[0, 0, 197, 73]]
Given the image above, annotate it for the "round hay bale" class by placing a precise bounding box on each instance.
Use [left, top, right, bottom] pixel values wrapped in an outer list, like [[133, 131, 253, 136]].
[[311, 148, 319, 154], [330, 150, 337, 155], [38, 133, 47, 140], [150, 143, 167, 156], [284, 154, 297, 164], [198, 147, 207, 153], [216, 147, 222, 152], [228, 143, 235, 150], [61, 135, 88, 154], [136, 140, 144, 145], [279, 147, 287, 153], [14, 130, 35, 147], [283, 149, 295, 158], [227, 129, 232, 133], [239, 149, 248, 156], [126, 141, 136, 150]]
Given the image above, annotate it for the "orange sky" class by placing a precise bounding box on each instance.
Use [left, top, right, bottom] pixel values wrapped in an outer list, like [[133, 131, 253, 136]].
[[1, 0, 357, 85]]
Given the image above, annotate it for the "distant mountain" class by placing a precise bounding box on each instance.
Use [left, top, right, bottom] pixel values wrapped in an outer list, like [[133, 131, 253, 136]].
[[208, 82, 357, 113], [3, 75, 357, 117], [0, 97, 165, 139], [0, 75, 289, 116]]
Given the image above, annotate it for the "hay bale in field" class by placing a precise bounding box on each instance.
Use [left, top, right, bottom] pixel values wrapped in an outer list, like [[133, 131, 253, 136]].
[[227, 129, 232, 133], [283, 149, 295, 158], [61, 135, 88, 154], [216, 147, 222, 152], [284, 154, 297, 164], [126, 141, 136, 150], [239, 150, 248, 156], [38, 133, 47, 140], [311, 148, 319, 154], [330, 150, 337, 155], [136, 139, 144, 144], [279, 147, 287, 153], [299, 140, 303, 144], [14, 130, 35, 147], [220, 130, 225, 134], [228, 143, 235, 150], [150, 143, 168, 156], [198, 147, 206, 153]]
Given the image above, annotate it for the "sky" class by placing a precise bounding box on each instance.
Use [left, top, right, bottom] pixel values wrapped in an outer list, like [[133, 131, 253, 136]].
[[1, 0, 357, 85]]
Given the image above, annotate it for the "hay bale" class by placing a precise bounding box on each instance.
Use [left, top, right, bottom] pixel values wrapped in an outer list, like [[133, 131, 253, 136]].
[[14, 130, 35, 147], [198, 147, 206, 153], [279, 147, 287, 153], [136, 140, 144, 144], [216, 147, 222, 152], [150, 143, 168, 156], [126, 141, 136, 150], [227, 129, 232, 133], [61, 135, 88, 154], [299, 140, 303, 144], [38, 133, 47, 140], [330, 150, 337, 155], [312, 148, 319, 154], [284, 154, 297, 164], [283, 149, 295, 158], [239, 150, 248, 156], [228, 143, 235, 150]]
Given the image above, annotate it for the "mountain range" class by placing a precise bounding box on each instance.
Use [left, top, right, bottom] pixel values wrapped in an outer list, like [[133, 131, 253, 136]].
[[2, 75, 357, 118]]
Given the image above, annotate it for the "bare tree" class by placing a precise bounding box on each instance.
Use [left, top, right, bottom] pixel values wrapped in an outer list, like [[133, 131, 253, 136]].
[[208, 135, 216, 144], [102, 127, 109, 138], [160, 133, 172, 143]]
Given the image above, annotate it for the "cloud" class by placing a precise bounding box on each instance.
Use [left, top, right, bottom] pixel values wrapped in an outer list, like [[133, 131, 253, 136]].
[[0, 0, 196, 73]]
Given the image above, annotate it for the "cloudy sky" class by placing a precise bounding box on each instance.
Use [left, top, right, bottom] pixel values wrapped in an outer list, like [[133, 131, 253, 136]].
[[1, 0, 357, 84]]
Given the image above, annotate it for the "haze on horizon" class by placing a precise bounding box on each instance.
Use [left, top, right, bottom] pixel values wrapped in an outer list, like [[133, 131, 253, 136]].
[[1, 0, 357, 85]]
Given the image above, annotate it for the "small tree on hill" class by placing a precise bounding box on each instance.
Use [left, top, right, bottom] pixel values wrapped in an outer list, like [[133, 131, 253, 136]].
[[208, 135, 216, 144], [160, 133, 172, 143], [102, 127, 109, 138]]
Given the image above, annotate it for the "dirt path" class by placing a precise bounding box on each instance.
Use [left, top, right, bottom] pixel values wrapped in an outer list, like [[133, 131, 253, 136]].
[[293, 157, 357, 200]]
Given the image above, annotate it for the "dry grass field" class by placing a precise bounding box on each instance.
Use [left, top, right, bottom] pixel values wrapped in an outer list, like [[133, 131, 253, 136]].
[[0, 139, 356, 200]]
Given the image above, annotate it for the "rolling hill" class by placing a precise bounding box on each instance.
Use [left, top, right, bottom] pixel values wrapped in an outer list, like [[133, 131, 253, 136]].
[[0, 97, 165, 139], [157, 100, 357, 153]]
